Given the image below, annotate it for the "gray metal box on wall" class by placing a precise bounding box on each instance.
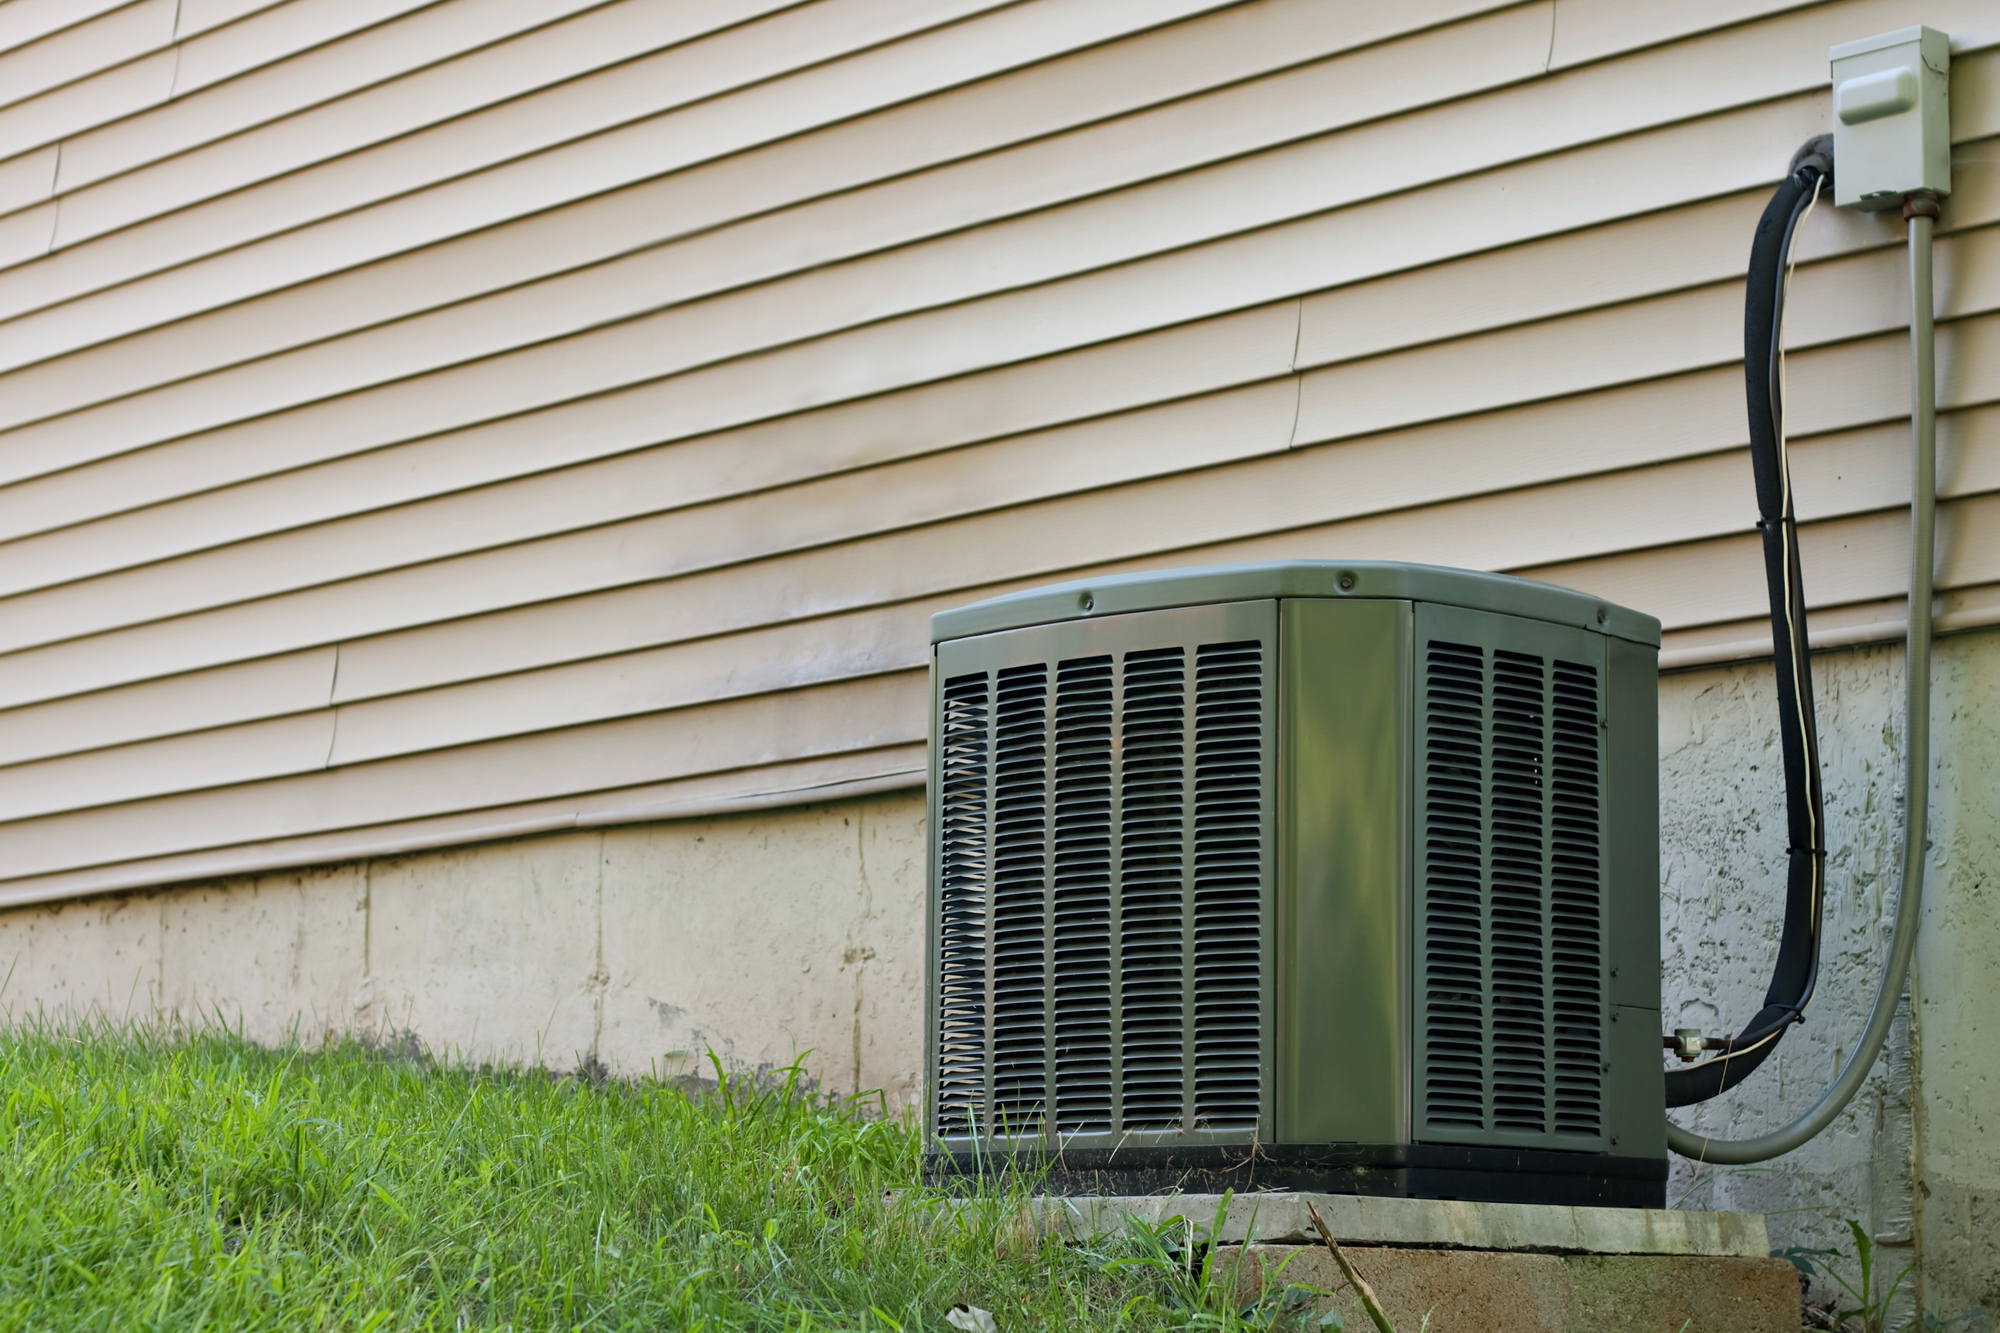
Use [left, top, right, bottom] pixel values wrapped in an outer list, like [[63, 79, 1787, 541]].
[[924, 561, 1665, 1208]]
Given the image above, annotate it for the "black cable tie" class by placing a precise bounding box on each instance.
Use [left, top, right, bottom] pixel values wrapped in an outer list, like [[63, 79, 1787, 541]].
[[1774, 1003, 1807, 1026], [1723, 1006, 1808, 1053]]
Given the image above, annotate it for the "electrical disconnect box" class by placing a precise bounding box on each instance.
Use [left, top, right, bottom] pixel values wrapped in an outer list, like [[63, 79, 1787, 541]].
[[1831, 26, 1951, 210]]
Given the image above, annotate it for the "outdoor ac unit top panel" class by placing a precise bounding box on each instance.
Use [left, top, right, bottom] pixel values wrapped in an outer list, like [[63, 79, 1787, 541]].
[[923, 561, 1666, 1199], [930, 560, 1662, 649]]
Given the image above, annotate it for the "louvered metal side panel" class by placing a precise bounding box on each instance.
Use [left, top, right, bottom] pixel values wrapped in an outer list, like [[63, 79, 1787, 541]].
[[1192, 641, 1265, 1129], [934, 672, 991, 1136], [1489, 649, 1550, 1133], [1052, 656, 1115, 1131], [1419, 641, 1487, 1131], [1549, 660, 1606, 1135], [990, 664, 1050, 1132], [1118, 647, 1188, 1130], [928, 601, 1273, 1149], [1415, 604, 1608, 1150]]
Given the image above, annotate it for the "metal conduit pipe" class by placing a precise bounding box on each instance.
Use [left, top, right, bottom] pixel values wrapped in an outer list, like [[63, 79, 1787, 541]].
[[1668, 193, 1939, 1165]]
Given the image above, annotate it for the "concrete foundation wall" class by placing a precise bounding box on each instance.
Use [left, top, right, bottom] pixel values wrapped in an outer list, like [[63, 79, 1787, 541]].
[[2, 629, 1994, 1319], [0, 792, 928, 1105], [1917, 629, 2000, 1324], [1658, 627, 1999, 1325], [1659, 639, 1920, 1319]]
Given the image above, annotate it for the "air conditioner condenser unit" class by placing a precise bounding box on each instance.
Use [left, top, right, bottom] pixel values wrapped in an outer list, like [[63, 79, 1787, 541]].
[[924, 561, 1667, 1207]]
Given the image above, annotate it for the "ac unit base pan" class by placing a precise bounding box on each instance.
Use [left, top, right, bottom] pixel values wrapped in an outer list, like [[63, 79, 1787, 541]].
[[924, 1143, 1668, 1209]]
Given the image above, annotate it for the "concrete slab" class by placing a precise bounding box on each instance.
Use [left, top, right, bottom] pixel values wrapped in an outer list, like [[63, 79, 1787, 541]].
[[1041, 1192, 1770, 1257], [1227, 1245, 1800, 1333]]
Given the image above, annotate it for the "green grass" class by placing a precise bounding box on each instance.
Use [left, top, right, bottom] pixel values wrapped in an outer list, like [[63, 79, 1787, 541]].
[[0, 1019, 1320, 1332]]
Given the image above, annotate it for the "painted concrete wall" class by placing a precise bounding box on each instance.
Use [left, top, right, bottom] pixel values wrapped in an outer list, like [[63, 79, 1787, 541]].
[[1917, 629, 2000, 1322], [1660, 626, 1999, 1323], [1, 629, 1993, 1317], [1661, 639, 1919, 1318]]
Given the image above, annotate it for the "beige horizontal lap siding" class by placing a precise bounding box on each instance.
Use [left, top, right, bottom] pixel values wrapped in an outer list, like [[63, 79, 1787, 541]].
[[12, 392, 1994, 805], [0, 0, 1510, 483], [0, 0, 1545, 429], [0, 0, 1247, 334], [1656, 582, 2000, 668], [0, 648, 335, 768], [0, 752, 931, 909], [49, 0, 934, 251], [0, 0, 143, 57], [52, 0, 651, 195], [0, 672, 929, 881], [171, 0, 408, 55], [0, 50, 177, 167], [0, 0, 177, 116], [0, 146, 58, 219], [0, 93, 1874, 539], [0, 0, 1996, 902], [11, 216, 2000, 669], [0, 205, 54, 268]]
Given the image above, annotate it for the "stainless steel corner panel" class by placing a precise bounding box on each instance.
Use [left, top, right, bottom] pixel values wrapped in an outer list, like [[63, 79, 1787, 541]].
[[1605, 1005, 1667, 1159], [1603, 635, 1664, 1158], [1604, 636, 1662, 1011], [1277, 597, 1412, 1145]]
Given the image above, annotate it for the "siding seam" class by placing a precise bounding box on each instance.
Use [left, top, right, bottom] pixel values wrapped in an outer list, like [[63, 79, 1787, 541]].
[[165, 4, 184, 98], [323, 643, 342, 769], [1287, 295, 1303, 446]]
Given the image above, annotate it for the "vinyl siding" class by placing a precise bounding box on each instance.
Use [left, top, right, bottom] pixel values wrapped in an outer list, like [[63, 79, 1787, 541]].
[[0, 0, 1995, 903]]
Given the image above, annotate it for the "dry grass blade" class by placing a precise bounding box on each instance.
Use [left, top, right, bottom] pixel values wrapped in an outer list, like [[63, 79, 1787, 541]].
[[1305, 1199, 1397, 1333]]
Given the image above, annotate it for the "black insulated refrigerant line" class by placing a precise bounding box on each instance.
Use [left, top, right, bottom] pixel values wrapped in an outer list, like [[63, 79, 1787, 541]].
[[1664, 137, 1835, 1109]]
